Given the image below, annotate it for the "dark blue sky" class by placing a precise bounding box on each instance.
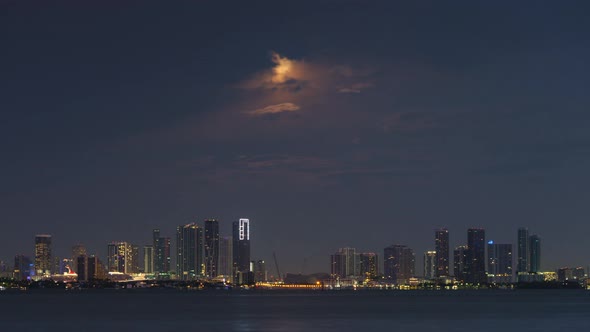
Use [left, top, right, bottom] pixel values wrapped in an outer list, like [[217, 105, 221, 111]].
[[1, 1, 590, 274]]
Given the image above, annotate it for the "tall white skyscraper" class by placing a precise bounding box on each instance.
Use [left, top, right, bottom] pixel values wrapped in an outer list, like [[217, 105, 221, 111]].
[[424, 251, 436, 280]]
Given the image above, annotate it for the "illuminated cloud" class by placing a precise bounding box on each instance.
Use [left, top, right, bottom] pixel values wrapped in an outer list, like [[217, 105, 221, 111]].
[[246, 102, 300, 116], [270, 52, 298, 83], [240, 51, 309, 91], [240, 52, 373, 95]]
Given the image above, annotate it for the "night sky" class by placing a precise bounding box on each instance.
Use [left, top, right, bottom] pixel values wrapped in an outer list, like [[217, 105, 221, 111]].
[[2, 1, 590, 274]]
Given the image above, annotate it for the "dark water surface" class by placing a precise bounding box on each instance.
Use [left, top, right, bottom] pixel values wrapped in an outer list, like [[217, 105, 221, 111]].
[[1, 290, 589, 331]]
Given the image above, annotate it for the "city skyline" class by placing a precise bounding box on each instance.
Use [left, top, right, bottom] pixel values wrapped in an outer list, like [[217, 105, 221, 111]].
[[2, 2, 590, 275], [3, 221, 590, 286], [1, 222, 585, 277]]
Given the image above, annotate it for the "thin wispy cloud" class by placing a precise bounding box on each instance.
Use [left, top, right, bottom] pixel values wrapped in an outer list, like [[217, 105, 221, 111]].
[[338, 82, 374, 93], [246, 102, 300, 116]]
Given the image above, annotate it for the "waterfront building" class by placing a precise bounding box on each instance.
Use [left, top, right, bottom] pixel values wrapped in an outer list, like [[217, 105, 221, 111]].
[[106, 242, 136, 274], [453, 245, 468, 283], [557, 267, 573, 282], [130, 244, 140, 273], [359, 252, 378, 279], [71, 244, 86, 274], [517, 272, 545, 282], [330, 247, 358, 278], [204, 219, 220, 278], [34, 234, 52, 277], [218, 236, 233, 280], [487, 241, 513, 283], [233, 218, 251, 283], [383, 244, 415, 284], [466, 228, 486, 284], [517, 227, 529, 273], [424, 251, 436, 280], [77, 255, 87, 281], [253, 260, 267, 282], [558, 267, 586, 282], [176, 223, 204, 280], [13, 255, 32, 280], [53, 256, 62, 275], [529, 235, 541, 273], [78, 255, 100, 281], [143, 245, 154, 274], [153, 229, 171, 275], [0, 261, 8, 279], [572, 267, 585, 280], [435, 228, 449, 277]]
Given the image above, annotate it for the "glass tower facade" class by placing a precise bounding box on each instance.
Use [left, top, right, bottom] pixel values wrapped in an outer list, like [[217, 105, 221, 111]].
[[34, 235, 52, 276], [487, 241, 513, 283], [453, 245, 468, 283], [383, 244, 415, 284], [153, 229, 171, 275], [466, 228, 486, 284], [529, 235, 541, 273], [176, 223, 204, 280], [435, 228, 449, 277], [424, 250, 436, 280], [517, 227, 529, 273], [232, 218, 251, 283], [359, 252, 378, 279], [204, 219, 220, 278]]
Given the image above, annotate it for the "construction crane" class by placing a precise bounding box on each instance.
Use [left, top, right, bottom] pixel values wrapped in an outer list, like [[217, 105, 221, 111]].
[[273, 251, 282, 282]]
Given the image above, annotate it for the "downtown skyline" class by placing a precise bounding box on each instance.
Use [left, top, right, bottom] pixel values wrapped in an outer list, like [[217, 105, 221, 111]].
[[4, 221, 587, 280], [2, 1, 590, 275]]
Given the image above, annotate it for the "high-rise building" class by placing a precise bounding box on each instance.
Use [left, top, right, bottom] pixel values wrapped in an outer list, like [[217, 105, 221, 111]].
[[77, 255, 88, 281], [557, 267, 573, 282], [130, 244, 140, 274], [34, 235, 52, 276], [453, 245, 468, 282], [435, 228, 449, 277], [529, 235, 541, 273], [106, 242, 136, 274], [253, 260, 267, 282], [487, 241, 513, 283], [572, 267, 585, 280], [359, 252, 378, 279], [233, 218, 251, 283], [383, 245, 415, 284], [424, 251, 436, 280], [153, 228, 160, 249], [330, 248, 358, 278], [517, 227, 529, 273], [77, 255, 100, 282], [153, 229, 171, 275], [466, 228, 486, 284], [71, 244, 86, 274], [53, 256, 61, 275], [218, 236, 233, 279], [87, 255, 99, 280], [176, 223, 204, 280], [204, 219, 220, 278], [143, 245, 154, 274], [14, 255, 32, 280]]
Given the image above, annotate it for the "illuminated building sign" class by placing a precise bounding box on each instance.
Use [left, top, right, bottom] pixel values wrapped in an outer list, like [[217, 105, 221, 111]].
[[239, 218, 250, 241]]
